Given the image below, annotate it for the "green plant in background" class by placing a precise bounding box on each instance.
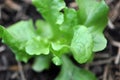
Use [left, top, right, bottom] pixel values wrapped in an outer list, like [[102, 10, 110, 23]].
[[0, 0, 109, 80]]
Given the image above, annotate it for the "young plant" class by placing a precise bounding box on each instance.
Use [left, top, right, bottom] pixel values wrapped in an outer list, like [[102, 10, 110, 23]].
[[0, 0, 109, 80]]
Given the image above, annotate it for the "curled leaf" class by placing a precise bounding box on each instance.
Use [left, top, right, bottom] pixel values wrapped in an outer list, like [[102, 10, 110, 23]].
[[71, 26, 93, 63]]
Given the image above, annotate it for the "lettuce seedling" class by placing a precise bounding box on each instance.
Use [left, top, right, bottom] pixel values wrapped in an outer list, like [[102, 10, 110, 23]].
[[0, 0, 109, 80]]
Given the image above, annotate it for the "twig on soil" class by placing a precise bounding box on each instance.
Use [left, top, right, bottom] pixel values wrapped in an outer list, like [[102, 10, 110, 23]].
[[95, 53, 110, 59], [106, 0, 114, 4], [0, 65, 19, 71], [115, 48, 120, 64], [0, 45, 6, 52], [17, 62, 26, 80], [109, 0, 120, 22], [115, 71, 120, 76], [103, 65, 109, 80], [90, 57, 115, 66], [0, 55, 8, 71], [0, 66, 7, 71], [22, 0, 32, 4], [0, 2, 4, 19], [106, 33, 120, 64], [0, 5, 2, 19], [111, 41, 120, 64], [69, 2, 78, 9], [2, 55, 8, 66], [9, 65, 19, 71], [5, 0, 21, 11], [112, 40, 120, 48], [108, 19, 115, 29], [108, 73, 113, 80], [11, 72, 19, 79]]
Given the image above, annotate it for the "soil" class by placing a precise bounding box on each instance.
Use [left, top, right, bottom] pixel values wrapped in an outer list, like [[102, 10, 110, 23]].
[[0, 0, 120, 80]]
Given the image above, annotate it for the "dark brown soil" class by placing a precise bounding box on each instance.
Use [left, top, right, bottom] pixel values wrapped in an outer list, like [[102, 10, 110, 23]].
[[0, 0, 120, 80]]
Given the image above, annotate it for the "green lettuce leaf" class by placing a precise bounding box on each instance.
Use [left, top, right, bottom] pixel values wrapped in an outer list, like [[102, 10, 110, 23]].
[[25, 37, 50, 55], [32, 0, 65, 25], [76, 0, 109, 51], [59, 8, 78, 42], [51, 42, 70, 65], [7, 20, 37, 42], [0, 20, 37, 62], [71, 26, 93, 63], [32, 55, 51, 72], [76, 0, 108, 26], [12, 49, 32, 63], [52, 56, 62, 65], [60, 8, 78, 33], [35, 20, 53, 39], [89, 28, 107, 51], [32, 0, 66, 39], [51, 42, 69, 56], [55, 56, 97, 80]]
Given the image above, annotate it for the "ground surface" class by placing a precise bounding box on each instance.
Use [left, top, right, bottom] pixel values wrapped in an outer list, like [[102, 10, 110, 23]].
[[0, 0, 120, 80]]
